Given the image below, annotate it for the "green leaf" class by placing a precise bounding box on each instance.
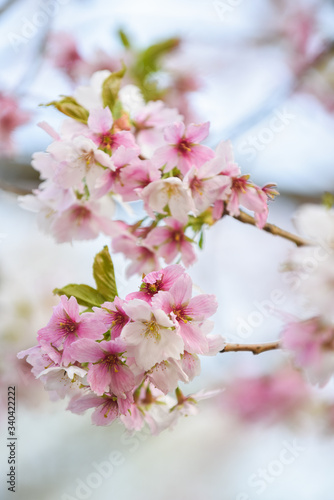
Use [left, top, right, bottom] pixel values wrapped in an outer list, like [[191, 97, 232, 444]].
[[139, 38, 180, 72], [43, 96, 89, 123], [112, 99, 124, 120], [102, 64, 126, 113], [93, 246, 118, 301], [53, 284, 105, 308], [198, 231, 204, 250], [118, 29, 131, 49]]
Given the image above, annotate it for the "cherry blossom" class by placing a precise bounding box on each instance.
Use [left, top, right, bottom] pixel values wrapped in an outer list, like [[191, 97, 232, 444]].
[[141, 177, 195, 220], [282, 317, 334, 386], [37, 295, 106, 365], [0, 93, 30, 155], [144, 217, 196, 267], [153, 121, 215, 175], [69, 338, 135, 398], [152, 273, 218, 354], [125, 264, 185, 303], [121, 299, 183, 370]]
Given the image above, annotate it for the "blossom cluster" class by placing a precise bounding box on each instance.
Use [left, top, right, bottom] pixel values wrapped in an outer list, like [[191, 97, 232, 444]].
[[18, 264, 224, 433], [281, 203, 334, 386], [22, 69, 278, 277]]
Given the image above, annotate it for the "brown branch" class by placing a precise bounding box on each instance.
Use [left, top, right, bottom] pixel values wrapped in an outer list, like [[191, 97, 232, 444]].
[[221, 341, 280, 355], [0, 180, 32, 196], [233, 210, 310, 247]]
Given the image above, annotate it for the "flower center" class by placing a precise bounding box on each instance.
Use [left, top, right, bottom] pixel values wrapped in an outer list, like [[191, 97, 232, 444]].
[[59, 320, 77, 335], [143, 320, 161, 340], [99, 133, 114, 151], [177, 139, 192, 155]]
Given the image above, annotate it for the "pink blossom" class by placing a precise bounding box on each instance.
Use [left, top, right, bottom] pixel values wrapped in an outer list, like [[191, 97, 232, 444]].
[[117, 159, 161, 201], [221, 366, 310, 423], [152, 274, 218, 354], [112, 230, 159, 278], [37, 296, 106, 365], [153, 121, 215, 175], [51, 200, 115, 243], [87, 106, 136, 152], [226, 175, 269, 229], [141, 177, 195, 220], [134, 101, 182, 157], [120, 384, 177, 434], [214, 140, 240, 177], [147, 358, 188, 394], [67, 393, 122, 425], [47, 32, 83, 78], [94, 145, 140, 198], [93, 297, 130, 339], [126, 264, 185, 303], [0, 93, 30, 155], [185, 160, 232, 214], [180, 351, 201, 380], [144, 218, 196, 267], [121, 299, 184, 370], [47, 135, 114, 190], [17, 344, 61, 377], [282, 317, 334, 386], [69, 338, 135, 398]]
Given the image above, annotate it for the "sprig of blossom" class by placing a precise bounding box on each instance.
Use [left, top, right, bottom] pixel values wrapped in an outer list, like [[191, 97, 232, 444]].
[[18, 248, 224, 434], [21, 68, 278, 277]]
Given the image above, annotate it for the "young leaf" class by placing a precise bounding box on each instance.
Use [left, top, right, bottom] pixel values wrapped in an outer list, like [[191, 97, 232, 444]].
[[43, 96, 89, 123], [102, 64, 126, 113], [93, 246, 118, 301], [53, 284, 105, 308], [118, 29, 131, 49]]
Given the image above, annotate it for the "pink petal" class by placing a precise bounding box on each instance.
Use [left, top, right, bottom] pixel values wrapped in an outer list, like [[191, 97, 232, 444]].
[[67, 393, 104, 414], [91, 400, 119, 425], [186, 122, 210, 143], [87, 363, 110, 395], [178, 321, 209, 354], [170, 274, 193, 306], [88, 106, 113, 134], [69, 338, 103, 363], [187, 294, 218, 320], [164, 121, 185, 143]]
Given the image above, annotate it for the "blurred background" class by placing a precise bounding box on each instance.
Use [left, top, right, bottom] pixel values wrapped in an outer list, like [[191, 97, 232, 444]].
[[1, 0, 334, 498]]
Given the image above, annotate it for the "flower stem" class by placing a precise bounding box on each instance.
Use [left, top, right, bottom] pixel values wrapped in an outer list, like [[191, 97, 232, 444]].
[[221, 341, 280, 355]]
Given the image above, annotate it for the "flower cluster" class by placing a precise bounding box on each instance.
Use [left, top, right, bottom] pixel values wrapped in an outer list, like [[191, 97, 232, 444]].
[[21, 69, 278, 277], [18, 263, 224, 433], [282, 203, 334, 386]]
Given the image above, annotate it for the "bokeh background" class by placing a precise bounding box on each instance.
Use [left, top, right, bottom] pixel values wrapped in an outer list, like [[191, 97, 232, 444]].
[[1, 0, 334, 499]]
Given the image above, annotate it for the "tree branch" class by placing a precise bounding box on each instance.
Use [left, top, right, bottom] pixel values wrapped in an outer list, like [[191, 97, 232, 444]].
[[233, 210, 310, 247], [221, 341, 280, 355], [0, 180, 31, 196]]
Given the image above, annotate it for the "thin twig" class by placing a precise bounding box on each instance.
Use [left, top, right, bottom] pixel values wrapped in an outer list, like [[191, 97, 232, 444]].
[[233, 210, 310, 247], [221, 341, 280, 355]]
